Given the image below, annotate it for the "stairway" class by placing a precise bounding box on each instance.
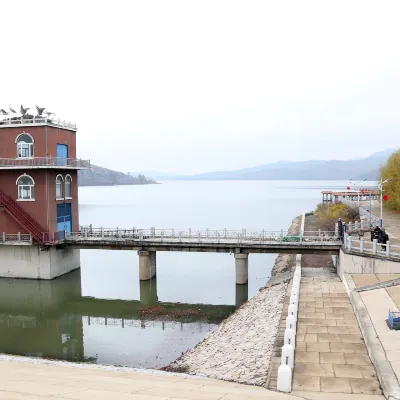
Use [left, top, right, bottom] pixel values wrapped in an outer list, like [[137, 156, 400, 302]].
[[0, 188, 46, 243]]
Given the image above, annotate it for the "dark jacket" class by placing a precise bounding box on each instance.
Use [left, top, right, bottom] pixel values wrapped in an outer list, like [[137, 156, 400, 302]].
[[382, 233, 389, 244]]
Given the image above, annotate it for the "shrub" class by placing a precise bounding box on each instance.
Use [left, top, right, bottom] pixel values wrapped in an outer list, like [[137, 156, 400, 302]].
[[379, 149, 400, 211], [315, 202, 360, 230]]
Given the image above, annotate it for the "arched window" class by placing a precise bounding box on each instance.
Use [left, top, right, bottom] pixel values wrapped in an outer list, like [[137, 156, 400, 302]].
[[56, 175, 64, 199], [16, 133, 34, 158], [16, 174, 35, 200], [65, 175, 72, 199]]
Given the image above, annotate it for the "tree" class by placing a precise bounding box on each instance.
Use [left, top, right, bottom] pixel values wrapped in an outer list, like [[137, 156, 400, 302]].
[[379, 149, 400, 211]]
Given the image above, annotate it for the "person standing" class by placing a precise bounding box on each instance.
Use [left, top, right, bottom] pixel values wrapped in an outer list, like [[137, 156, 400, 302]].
[[338, 218, 344, 240], [381, 228, 389, 251]]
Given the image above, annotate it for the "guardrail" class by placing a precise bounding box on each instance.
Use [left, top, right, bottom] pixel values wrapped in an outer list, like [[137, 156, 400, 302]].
[[0, 116, 76, 130], [0, 232, 32, 244], [345, 233, 400, 259], [70, 227, 339, 244], [0, 157, 90, 169]]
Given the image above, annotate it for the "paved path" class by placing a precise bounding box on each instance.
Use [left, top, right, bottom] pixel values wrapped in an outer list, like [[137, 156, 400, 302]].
[[369, 203, 400, 246], [291, 267, 384, 399], [352, 274, 400, 387], [0, 357, 301, 400]]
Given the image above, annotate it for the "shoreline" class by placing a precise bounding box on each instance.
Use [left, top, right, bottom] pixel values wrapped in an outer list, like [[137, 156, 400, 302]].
[[162, 216, 302, 385]]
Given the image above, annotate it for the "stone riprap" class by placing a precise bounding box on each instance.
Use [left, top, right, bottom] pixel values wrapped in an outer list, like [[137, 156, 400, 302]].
[[165, 282, 288, 385]]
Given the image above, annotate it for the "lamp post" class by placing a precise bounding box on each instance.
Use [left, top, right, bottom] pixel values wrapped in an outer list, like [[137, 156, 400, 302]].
[[379, 178, 392, 227]]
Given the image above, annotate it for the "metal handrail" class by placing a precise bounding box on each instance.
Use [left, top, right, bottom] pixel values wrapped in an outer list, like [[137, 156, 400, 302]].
[[0, 232, 32, 243], [0, 157, 90, 169], [67, 227, 339, 244]]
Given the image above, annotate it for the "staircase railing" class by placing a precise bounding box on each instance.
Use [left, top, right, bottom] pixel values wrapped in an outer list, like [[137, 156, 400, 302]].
[[0, 189, 46, 243]]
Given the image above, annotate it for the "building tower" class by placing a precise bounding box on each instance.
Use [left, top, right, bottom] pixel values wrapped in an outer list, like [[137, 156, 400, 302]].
[[0, 111, 90, 279]]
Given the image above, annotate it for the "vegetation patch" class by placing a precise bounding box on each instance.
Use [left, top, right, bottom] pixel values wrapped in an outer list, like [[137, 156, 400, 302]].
[[315, 202, 359, 230]]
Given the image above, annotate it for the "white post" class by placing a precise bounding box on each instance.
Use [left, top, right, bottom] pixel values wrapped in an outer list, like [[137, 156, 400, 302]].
[[151, 227, 155, 237], [281, 344, 295, 369], [139, 230, 144, 241], [360, 238, 364, 253], [172, 228, 175, 237], [189, 228, 192, 237], [277, 365, 292, 393], [288, 304, 298, 321], [347, 235, 352, 250], [2, 232, 5, 242], [101, 227, 104, 239], [17, 232, 21, 242], [349, 221, 353, 233], [284, 328, 296, 349], [280, 229, 284, 242], [386, 241, 391, 257], [335, 222, 339, 237], [286, 315, 296, 333], [373, 238, 378, 254]]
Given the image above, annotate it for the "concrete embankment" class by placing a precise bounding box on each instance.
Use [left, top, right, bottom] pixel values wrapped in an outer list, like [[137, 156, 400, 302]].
[[164, 216, 302, 385]]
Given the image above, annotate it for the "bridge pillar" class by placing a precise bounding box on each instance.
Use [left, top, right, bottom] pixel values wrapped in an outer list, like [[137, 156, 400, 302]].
[[234, 253, 248, 284], [140, 280, 158, 305], [235, 283, 248, 306], [138, 250, 156, 280]]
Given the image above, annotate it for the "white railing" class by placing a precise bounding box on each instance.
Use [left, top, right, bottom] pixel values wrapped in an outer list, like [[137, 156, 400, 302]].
[[0, 116, 76, 130], [345, 233, 400, 259], [69, 227, 339, 244], [0, 232, 32, 244], [83, 316, 217, 331], [0, 157, 90, 169]]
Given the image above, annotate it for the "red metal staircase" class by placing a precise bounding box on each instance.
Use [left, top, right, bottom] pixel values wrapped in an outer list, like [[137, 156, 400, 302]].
[[0, 188, 46, 243]]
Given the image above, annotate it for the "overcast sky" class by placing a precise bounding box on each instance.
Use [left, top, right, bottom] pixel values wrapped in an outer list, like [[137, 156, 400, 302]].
[[1, 1, 399, 174]]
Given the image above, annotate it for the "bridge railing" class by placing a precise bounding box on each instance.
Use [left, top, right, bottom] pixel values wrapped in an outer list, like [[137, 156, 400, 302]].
[[0, 232, 32, 244], [345, 233, 400, 259], [69, 227, 339, 244]]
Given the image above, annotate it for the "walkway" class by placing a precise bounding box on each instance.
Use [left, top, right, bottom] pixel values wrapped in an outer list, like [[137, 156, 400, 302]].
[[351, 273, 400, 389], [291, 267, 384, 399], [0, 357, 302, 400], [370, 203, 400, 246]]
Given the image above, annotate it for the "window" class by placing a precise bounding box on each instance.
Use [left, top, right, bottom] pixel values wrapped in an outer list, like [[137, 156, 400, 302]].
[[56, 175, 64, 199], [65, 175, 72, 199], [16, 133, 34, 158], [17, 175, 35, 201]]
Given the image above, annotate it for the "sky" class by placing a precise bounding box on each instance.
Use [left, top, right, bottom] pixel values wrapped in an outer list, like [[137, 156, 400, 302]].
[[1, 0, 399, 174]]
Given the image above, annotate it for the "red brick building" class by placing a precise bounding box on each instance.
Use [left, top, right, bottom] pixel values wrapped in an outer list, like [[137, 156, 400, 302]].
[[0, 116, 89, 244]]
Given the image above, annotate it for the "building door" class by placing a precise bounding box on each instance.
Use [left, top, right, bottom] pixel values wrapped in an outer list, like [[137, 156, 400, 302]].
[[57, 144, 68, 166], [57, 203, 72, 236]]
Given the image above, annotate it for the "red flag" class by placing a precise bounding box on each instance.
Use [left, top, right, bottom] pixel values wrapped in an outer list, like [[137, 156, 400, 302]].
[[346, 186, 350, 190], [361, 189, 365, 195], [383, 194, 389, 201]]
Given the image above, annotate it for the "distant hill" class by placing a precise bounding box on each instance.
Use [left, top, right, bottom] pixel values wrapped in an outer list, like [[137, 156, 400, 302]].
[[167, 149, 395, 181], [78, 165, 157, 186]]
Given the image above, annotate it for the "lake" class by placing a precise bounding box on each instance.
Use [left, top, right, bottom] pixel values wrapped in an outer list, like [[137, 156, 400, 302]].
[[0, 180, 352, 368]]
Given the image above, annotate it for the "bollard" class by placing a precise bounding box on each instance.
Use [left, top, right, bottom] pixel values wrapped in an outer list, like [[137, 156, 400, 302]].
[[290, 293, 298, 306], [386, 241, 391, 257], [281, 343, 295, 369], [284, 328, 296, 349], [347, 235, 352, 250], [373, 238, 377, 254], [288, 304, 298, 321], [277, 365, 292, 392], [286, 315, 296, 334]]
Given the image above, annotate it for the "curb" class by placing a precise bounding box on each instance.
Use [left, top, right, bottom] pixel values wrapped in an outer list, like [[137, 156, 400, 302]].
[[344, 274, 400, 400]]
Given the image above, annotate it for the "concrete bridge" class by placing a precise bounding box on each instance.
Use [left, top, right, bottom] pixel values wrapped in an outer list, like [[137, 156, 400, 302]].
[[61, 226, 341, 284]]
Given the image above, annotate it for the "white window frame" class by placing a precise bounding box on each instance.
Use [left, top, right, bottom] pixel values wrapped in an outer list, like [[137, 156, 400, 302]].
[[16, 132, 34, 159], [56, 174, 64, 200], [65, 174, 72, 199], [16, 174, 35, 201]]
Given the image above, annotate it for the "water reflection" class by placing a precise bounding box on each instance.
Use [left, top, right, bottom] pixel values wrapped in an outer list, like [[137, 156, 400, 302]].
[[0, 270, 239, 368]]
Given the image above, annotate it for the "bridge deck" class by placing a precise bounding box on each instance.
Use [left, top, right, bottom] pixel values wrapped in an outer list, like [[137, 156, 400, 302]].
[[63, 237, 342, 253]]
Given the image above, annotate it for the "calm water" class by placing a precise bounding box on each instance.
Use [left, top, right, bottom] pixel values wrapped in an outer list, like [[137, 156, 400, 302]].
[[0, 180, 350, 368]]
